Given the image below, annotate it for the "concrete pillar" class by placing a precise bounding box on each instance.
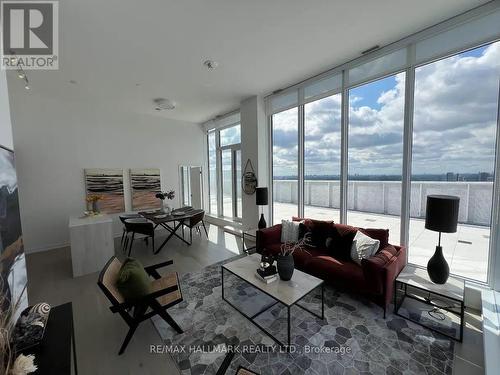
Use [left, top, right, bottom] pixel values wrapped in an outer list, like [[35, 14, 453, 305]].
[[240, 96, 268, 229]]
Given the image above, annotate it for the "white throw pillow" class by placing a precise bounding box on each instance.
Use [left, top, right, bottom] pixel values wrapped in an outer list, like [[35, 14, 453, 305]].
[[350, 231, 380, 265], [281, 220, 301, 243]]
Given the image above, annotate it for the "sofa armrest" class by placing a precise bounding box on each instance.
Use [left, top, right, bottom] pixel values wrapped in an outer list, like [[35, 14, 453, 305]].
[[362, 245, 407, 308], [256, 224, 282, 254]]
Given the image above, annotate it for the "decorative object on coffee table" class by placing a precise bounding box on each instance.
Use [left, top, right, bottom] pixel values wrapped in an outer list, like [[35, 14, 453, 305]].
[[276, 235, 310, 281], [255, 187, 268, 229], [425, 195, 459, 284]]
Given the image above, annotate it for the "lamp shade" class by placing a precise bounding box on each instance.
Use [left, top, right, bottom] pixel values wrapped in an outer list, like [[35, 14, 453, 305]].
[[256, 187, 269, 206], [425, 195, 459, 233]]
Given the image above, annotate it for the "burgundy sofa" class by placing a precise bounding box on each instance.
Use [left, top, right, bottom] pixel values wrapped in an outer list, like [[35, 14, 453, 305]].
[[256, 218, 407, 317]]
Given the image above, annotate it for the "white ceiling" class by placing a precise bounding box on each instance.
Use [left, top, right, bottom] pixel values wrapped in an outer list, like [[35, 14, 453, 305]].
[[12, 0, 490, 123]]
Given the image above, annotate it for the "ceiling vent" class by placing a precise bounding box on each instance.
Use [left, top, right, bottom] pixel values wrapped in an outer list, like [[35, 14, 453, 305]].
[[154, 98, 176, 111]]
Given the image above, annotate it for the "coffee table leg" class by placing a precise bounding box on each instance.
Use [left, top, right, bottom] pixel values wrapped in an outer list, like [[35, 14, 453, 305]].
[[221, 267, 225, 300], [321, 284, 324, 319], [287, 306, 291, 350]]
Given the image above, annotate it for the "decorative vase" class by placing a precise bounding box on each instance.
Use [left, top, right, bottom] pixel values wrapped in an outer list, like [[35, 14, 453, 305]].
[[162, 200, 172, 215], [277, 254, 294, 281], [427, 246, 449, 284], [258, 213, 267, 229], [92, 201, 99, 213]]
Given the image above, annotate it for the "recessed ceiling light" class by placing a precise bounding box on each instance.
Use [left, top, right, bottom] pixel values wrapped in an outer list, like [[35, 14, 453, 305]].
[[203, 59, 218, 71]]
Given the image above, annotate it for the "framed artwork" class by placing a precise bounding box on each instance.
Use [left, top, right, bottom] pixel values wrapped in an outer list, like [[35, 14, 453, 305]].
[[84, 169, 125, 213], [130, 168, 161, 210], [0, 145, 27, 321]]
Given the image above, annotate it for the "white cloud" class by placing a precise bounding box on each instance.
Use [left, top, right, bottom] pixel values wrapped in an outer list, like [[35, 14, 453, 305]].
[[273, 42, 500, 177]]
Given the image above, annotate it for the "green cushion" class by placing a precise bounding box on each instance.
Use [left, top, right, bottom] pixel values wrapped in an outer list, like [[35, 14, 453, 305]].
[[116, 258, 151, 302]]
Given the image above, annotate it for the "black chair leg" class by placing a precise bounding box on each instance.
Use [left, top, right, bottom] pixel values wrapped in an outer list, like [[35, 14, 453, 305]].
[[202, 221, 208, 237], [152, 235, 155, 253], [156, 308, 183, 334], [190, 228, 193, 244], [120, 229, 125, 247], [123, 234, 129, 253], [118, 323, 138, 355], [128, 232, 135, 257]]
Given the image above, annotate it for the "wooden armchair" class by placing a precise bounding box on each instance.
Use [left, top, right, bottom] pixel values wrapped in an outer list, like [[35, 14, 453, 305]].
[[97, 256, 184, 355]]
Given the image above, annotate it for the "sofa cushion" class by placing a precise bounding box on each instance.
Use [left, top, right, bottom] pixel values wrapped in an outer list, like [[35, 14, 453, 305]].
[[327, 224, 357, 261], [359, 228, 389, 250], [350, 231, 380, 265], [306, 255, 366, 290], [281, 219, 302, 243]]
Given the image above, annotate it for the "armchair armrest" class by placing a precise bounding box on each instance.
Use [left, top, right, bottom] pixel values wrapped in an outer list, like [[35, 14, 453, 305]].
[[256, 224, 282, 253], [362, 245, 407, 309], [110, 284, 179, 312], [144, 260, 174, 279]]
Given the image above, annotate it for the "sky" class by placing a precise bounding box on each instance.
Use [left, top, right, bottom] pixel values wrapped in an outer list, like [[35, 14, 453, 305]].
[[273, 41, 500, 177]]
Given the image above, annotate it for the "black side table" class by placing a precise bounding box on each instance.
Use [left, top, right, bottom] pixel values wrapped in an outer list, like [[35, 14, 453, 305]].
[[21, 302, 78, 374], [394, 265, 464, 342]]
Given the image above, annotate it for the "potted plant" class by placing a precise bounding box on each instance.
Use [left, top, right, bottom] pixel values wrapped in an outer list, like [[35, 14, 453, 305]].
[[155, 190, 175, 214], [277, 234, 311, 281]]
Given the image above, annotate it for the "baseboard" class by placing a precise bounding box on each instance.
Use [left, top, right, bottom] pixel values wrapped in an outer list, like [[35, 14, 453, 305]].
[[25, 227, 174, 255]]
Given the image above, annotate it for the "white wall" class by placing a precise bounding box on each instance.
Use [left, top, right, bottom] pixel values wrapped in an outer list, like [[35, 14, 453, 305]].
[[8, 86, 205, 253], [0, 71, 14, 149]]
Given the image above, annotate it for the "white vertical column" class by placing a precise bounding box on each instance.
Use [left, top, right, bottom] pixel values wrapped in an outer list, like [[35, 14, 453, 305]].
[[340, 70, 349, 224], [401, 45, 416, 251], [241, 96, 267, 229]]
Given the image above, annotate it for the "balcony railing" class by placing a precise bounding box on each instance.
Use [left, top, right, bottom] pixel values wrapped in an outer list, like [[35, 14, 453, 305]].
[[273, 180, 493, 226]]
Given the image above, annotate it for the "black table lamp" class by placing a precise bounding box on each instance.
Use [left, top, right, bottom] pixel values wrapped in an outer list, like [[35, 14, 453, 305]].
[[256, 187, 268, 229], [425, 195, 459, 284]]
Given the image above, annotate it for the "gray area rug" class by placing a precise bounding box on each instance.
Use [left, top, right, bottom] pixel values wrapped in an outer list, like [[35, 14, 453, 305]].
[[152, 257, 455, 375]]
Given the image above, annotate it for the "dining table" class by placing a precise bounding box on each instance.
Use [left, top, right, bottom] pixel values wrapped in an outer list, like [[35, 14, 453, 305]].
[[138, 206, 202, 254]]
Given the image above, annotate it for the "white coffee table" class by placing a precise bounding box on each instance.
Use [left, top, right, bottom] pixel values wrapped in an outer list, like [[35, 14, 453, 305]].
[[221, 254, 324, 349]]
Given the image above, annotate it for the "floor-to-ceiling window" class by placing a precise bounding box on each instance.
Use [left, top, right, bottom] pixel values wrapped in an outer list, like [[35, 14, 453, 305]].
[[266, 8, 500, 284], [206, 123, 242, 220], [347, 73, 405, 244], [304, 94, 342, 221], [272, 107, 299, 223], [409, 42, 500, 282]]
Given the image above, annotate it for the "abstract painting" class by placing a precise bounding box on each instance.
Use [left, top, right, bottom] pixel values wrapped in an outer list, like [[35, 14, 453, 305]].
[[0, 146, 27, 322], [84, 169, 125, 213], [130, 168, 161, 210]]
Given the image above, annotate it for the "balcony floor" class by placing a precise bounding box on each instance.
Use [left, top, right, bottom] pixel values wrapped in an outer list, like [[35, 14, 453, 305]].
[[274, 203, 489, 282]]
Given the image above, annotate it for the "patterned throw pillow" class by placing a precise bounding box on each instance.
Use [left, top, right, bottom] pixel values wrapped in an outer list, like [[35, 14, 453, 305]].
[[281, 220, 302, 243], [350, 231, 380, 265]]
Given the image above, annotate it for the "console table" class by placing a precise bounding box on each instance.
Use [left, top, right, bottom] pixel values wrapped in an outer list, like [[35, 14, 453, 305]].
[[21, 302, 78, 374]]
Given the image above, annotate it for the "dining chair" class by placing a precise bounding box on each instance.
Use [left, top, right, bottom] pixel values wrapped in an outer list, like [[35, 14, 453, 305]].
[[124, 218, 155, 256], [119, 214, 142, 252], [181, 209, 208, 244], [97, 257, 184, 355]]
